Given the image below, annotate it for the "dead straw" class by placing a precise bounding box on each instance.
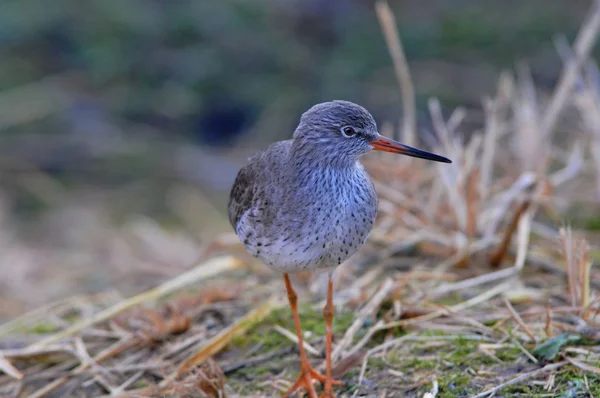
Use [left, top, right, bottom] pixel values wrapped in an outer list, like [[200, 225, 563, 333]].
[[29, 255, 244, 350], [375, 0, 416, 145]]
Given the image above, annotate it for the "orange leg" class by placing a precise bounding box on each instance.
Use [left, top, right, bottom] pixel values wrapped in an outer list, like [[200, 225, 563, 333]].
[[281, 274, 342, 398], [320, 271, 339, 398]]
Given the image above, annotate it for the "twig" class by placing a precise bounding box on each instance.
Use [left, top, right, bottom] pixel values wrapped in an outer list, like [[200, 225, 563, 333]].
[[0, 294, 99, 338], [383, 281, 513, 330], [331, 278, 395, 362], [509, 336, 538, 364], [503, 298, 537, 342], [30, 339, 139, 398], [110, 370, 144, 396], [541, 0, 600, 141], [489, 201, 530, 268], [514, 206, 534, 272], [273, 325, 320, 357], [221, 346, 295, 374], [346, 281, 511, 359], [0, 346, 76, 361], [162, 298, 283, 384], [375, 0, 416, 145], [545, 300, 553, 338], [471, 361, 568, 398], [429, 267, 517, 300], [565, 357, 600, 375], [29, 255, 243, 349], [345, 320, 385, 359], [0, 355, 23, 380], [480, 73, 512, 201], [560, 226, 592, 312]]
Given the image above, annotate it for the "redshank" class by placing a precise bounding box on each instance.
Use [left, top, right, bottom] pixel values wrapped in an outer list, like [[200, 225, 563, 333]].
[[228, 100, 451, 397]]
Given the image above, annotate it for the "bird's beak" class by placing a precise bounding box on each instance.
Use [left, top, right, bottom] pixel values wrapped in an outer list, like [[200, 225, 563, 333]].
[[370, 135, 452, 163]]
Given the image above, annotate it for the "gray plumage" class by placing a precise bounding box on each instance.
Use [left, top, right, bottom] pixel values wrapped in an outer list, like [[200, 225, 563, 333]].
[[228, 100, 379, 273]]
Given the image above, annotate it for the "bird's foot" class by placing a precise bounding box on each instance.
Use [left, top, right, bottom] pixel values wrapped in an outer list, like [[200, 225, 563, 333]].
[[319, 390, 337, 398], [281, 366, 343, 398]]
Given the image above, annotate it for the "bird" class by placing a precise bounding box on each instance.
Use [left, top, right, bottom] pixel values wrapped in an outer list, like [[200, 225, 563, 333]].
[[228, 100, 451, 397]]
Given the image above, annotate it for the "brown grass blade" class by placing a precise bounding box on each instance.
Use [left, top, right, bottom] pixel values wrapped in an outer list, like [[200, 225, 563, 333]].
[[375, 0, 415, 145]]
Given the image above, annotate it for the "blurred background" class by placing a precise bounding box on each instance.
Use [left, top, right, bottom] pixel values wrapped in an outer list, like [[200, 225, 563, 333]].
[[0, 0, 593, 321]]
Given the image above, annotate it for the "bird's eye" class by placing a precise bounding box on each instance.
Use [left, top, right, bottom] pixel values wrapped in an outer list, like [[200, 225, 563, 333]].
[[341, 126, 358, 138]]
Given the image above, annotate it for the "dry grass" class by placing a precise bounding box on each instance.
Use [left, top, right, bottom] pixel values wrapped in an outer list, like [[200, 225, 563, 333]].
[[2, 1, 600, 397]]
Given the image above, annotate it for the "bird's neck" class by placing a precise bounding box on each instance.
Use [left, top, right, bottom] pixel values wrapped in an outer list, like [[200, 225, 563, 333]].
[[288, 141, 366, 193], [290, 138, 360, 170]]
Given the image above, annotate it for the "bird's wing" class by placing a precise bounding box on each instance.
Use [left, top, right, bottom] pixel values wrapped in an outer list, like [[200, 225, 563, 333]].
[[227, 140, 292, 231], [228, 161, 256, 229]]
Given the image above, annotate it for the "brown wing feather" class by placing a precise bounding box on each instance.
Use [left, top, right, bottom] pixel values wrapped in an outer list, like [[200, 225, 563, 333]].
[[229, 140, 292, 231], [227, 140, 292, 230], [228, 162, 256, 229]]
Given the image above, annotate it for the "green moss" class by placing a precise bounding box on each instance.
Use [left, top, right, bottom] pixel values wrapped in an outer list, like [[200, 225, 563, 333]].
[[404, 357, 438, 371], [554, 369, 600, 396], [229, 317, 600, 396], [495, 347, 522, 362], [229, 304, 361, 387], [438, 371, 473, 398], [367, 357, 390, 371], [501, 384, 537, 395], [233, 304, 359, 347], [28, 322, 59, 334], [583, 217, 600, 231], [435, 292, 464, 306], [133, 379, 150, 388]]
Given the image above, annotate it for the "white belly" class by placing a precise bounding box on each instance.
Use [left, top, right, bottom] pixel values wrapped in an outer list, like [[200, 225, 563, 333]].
[[236, 205, 375, 273]]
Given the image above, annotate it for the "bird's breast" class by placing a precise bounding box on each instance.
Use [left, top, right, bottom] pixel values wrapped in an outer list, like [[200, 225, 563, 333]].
[[239, 165, 378, 272]]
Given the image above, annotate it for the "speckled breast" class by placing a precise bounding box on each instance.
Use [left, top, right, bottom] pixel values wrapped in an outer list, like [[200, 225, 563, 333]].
[[238, 164, 378, 273]]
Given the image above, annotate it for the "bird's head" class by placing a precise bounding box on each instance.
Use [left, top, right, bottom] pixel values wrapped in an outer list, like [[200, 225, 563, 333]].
[[292, 100, 451, 167]]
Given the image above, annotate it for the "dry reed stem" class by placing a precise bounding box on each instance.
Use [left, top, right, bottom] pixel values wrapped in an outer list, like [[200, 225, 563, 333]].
[[0, 355, 23, 380], [514, 205, 534, 272], [545, 300, 554, 338], [542, 0, 600, 141], [331, 278, 395, 362], [565, 357, 600, 375], [273, 325, 320, 357], [503, 298, 536, 342], [489, 200, 531, 268], [472, 361, 569, 398], [429, 267, 517, 300], [375, 0, 416, 145], [480, 73, 512, 200], [29, 255, 244, 349], [560, 227, 592, 312], [0, 294, 110, 338], [163, 298, 282, 384], [30, 339, 139, 398], [382, 280, 513, 331]]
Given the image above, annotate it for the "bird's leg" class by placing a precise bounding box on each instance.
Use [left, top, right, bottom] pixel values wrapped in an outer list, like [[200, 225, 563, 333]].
[[282, 273, 338, 398], [319, 271, 337, 397], [280, 274, 344, 398]]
